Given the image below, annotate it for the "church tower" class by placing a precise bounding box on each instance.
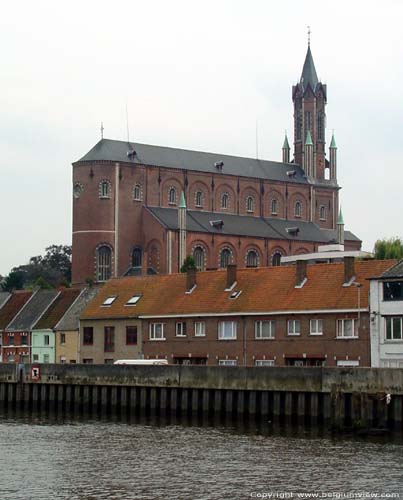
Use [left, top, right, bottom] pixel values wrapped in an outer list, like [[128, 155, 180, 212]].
[[292, 41, 328, 180]]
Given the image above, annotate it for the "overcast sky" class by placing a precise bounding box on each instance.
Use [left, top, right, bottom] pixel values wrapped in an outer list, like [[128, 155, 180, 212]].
[[1, 0, 402, 276]]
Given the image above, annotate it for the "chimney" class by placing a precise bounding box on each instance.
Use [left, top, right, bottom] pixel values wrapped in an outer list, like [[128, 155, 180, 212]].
[[295, 260, 307, 287], [226, 264, 237, 290], [186, 268, 197, 292], [344, 256, 355, 283]]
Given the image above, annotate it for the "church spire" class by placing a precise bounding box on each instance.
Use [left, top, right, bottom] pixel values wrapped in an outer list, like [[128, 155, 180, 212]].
[[300, 45, 318, 90], [282, 132, 290, 163]]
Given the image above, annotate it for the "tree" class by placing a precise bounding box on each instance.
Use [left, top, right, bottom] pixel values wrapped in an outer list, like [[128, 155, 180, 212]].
[[180, 255, 197, 273], [374, 237, 403, 260], [1, 271, 26, 292]]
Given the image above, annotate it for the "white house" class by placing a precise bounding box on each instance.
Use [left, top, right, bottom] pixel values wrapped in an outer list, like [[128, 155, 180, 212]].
[[370, 260, 403, 367]]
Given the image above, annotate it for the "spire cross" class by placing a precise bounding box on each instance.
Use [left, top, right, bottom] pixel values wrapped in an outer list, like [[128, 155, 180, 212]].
[[307, 26, 311, 46], [100, 122, 104, 139]]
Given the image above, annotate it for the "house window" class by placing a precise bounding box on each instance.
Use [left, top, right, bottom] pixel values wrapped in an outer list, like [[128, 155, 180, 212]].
[[271, 199, 278, 215], [219, 359, 237, 366], [246, 250, 259, 268], [104, 359, 114, 365], [44, 335, 50, 346], [337, 319, 358, 338], [310, 319, 323, 335], [288, 319, 301, 336], [99, 180, 111, 199], [317, 112, 325, 141], [83, 327, 93, 345], [295, 201, 302, 217], [386, 317, 403, 340], [126, 295, 142, 306], [132, 247, 142, 269], [96, 245, 112, 282], [102, 296, 117, 306], [319, 205, 326, 221], [383, 281, 403, 301], [43, 354, 50, 363], [195, 322, 206, 337], [133, 184, 141, 201], [272, 252, 282, 267], [60, 333, 66, 345], [8, 335, 14, 346], [255, 360, 275, 367], [246, 196, 254, 213], [220, 248, 232, 269], [21, 336, 28, 346], [193, 246, 205, 271], [176, 322, 187, 337], [255, 320, 275, 339], [60, 356, 66, 364], [168, 187, 177, 205], [221, 193, 229, 209], [126, 326, 138, 345], [33, 354, 39, 362], [195, 190, 203, 207], [218, 321, 237, 340], [104, 326, 115, 352], [83, 358, 93, 364], [150, 323, 165, 340]]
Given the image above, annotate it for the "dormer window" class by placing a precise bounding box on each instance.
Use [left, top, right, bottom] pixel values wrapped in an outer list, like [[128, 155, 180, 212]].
[[126, 294, 142, 306], [102, 296, 117, 306]]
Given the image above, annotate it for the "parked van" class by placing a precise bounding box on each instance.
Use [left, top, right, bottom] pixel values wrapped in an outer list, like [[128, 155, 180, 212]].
[[113, 359, 168, 366]]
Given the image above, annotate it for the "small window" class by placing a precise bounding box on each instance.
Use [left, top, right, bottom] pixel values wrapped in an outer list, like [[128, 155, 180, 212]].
[[319, 205, 326, 221], [272, 252, 282, 267], [132, 248, 142, 268], [383, 281, 403, 301], [60, 333, 66, 345], [8, 335, 14, 346], [126, 326, 138, 345], [271, 199, 278, 215], [104, 359, 114, 365], [255, 360, 275, 367], [310, 319, 323, 335], [83, 327, 93, 345], [150, 323, 165, 340], [195, 190, 203, 207], [295, 201, 302, 217], [229, 290, 242, 300], [126, 295, 142, 306], [246, 250, 258, 268], [102, 296, 117, 306], [96, 245, 112, 282], [220, 248, 232, 269], [193, 246, 205, 271], [43, 354, 50, 363], [255, 320, 275, 339], [221, 193, 229, 209], [385, 317, 403, 340], [83, 358, 93, 364], [176, 322, 187, 337], [21, 336, 28, 346], [246, 196, 254, 213], [73, 182, 83, 199], [60, 356, 66, 364], [218, 321, 237, 340], [337, 319, 358, 338], [133, 184, 142, 201], [288, 319, 301, 336], [168, 187, 177, 205], [44, 335, 50, 346], [99, 180, 111, 199], [104, 326, 115, 352], [195, 322, 206, 337], [219, 359, 237, 366]]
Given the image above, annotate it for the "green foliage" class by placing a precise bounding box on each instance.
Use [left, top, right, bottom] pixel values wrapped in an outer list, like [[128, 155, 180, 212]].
[[33, 276, 53, 289], [373, 237, 403, 260], [180, 255, 197, 273], [1, 271, 25, 292]]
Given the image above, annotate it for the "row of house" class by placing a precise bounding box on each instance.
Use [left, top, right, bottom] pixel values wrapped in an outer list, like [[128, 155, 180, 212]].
[[0, 257, 402, 368]]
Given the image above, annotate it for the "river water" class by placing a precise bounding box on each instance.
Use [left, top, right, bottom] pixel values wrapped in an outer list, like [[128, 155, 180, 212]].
[[0, 413, 402, 500]]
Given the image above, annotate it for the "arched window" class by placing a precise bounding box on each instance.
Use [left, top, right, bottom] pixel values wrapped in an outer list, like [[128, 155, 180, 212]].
[[133, 184, 141, 201], [193, 246, 205, 271], [221, 193, 229, 209], [168, 187, 177, 205], [295, 201, 302, 217], [272, 252, 282, 267], [246, 196, 254, 213], [132, 248, 142, 268], [220, 248, 232, 268], [319, 205, 326, 220], [96, 245, 112, 281], [195, 191, 203, 208], [271, 199, 278, 215], [99, 180, 111, 199], [246, 250, 259, 268]]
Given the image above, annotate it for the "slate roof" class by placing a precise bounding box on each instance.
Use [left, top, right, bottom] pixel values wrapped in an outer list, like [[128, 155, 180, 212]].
[[55, 287, 101, 331], [75, 138, 310, 185], [0, 292, 11, 309], [378, 259, 403, 279], [146, 206, 360, 244], [300, 45, 318, 89], [7, 289, 59, 331], [0, 291, 33, 330], [81, 260, 395, 320], [34, 288, 82, 330], [321, 228, 361, 243]]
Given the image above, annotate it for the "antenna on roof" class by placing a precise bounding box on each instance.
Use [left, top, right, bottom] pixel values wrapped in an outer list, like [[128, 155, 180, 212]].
[[126, 102, 130, 144], [307, 25, 311, 46], [255, 119, 259, 160], [100, 122, 104, 140]]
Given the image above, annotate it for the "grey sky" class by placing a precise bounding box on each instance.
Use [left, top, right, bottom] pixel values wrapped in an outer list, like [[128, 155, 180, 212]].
[[1, 0, 402, 276]]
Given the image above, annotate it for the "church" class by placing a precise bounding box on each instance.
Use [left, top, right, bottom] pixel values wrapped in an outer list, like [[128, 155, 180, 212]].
[[71, 43, 361, 285]]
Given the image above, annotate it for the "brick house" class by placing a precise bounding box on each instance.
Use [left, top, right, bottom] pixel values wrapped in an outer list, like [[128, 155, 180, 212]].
[[71, 43, 361, 285], [79, 258, 395, 367]]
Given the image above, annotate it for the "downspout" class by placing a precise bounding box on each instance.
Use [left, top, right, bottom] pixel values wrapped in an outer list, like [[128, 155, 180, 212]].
[[114, 162, 120, 277]]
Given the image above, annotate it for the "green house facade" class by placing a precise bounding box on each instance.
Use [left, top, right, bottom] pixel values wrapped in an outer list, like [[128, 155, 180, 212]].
[[31, 329, 56, 363]]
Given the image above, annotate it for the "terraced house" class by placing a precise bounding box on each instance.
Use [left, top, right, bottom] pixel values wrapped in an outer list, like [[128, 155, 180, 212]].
[[79, 258, 395, 367]]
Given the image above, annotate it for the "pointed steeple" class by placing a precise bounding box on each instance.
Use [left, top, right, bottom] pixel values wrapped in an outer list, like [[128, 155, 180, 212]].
[[282, 134, 290, 150], [179, 191, 186, 209], [300, 45, 318, 89], [337, 207, 344, 225], [330, 132, 337, 149], [282, 133, 290, 163], [305, 130, 313, 146]]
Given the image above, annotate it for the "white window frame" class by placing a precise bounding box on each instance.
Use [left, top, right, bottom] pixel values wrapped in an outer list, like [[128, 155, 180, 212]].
[[337, 360, 359, 367], [310, 319, 323, 336], [195, 190, 203, 207], [176, 322, 187, 337], [218, 321, 237, 340], [385, 316, 403, 341], [219, 359, 237, 366], [287, 319, 301, 336], [246, 196, 254, 213], [194, 321, 206, 337], [133, 183, 142, 201], [295, 201, 302, 217], [102, 296, 117, 306], [255, 320, 275, 339], [255, 359, 275, 367], [126, 295, 142, 306], [149, 323, 165, 341], [336, 319, 358, 339]]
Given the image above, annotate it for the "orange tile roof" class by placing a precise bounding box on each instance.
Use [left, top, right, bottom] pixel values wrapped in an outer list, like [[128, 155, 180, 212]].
[[0, 291, 33, 329], [34, 288, 82, 329], [81, 260, 396, 320]]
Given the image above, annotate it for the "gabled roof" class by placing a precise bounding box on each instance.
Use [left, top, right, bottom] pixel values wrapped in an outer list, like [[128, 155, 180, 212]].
[[6, 289, 59, 331], [34, 288, 82, 330], [55, 287, 101, 331], [300, 45, 318, 90], [145, 206, 360, 244], [81, 260, 395, 320], [75, 138, 309, 184], [0, 291, 33, 330], [378, 260, 403, 279], [0, 292, 11, 309]]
